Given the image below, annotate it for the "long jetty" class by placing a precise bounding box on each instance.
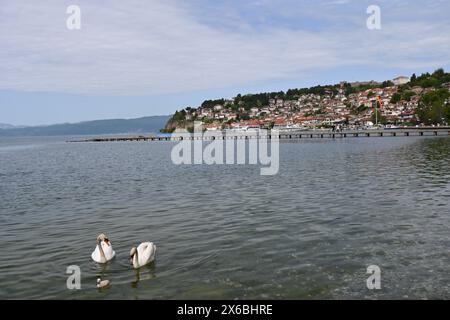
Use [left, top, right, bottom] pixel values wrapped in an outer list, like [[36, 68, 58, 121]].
[[67, 127, 450, 143]]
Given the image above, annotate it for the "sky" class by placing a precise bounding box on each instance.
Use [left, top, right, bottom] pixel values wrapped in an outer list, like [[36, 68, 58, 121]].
[[1, 0, 449, 126]]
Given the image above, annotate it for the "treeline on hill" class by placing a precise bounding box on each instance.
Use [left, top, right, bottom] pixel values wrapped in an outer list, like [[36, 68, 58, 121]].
[[409, 68, 450, 88], [163, 69, 450, 130], [417, 88, 450, 125], [411, 69, 450, 124]]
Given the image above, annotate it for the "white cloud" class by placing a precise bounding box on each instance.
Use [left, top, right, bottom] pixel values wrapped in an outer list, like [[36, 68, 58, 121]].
[[0, 0, 449, 95]]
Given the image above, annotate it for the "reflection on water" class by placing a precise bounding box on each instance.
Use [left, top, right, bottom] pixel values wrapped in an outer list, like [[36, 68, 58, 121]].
[[0, 136, 449, 299], [131, 264, 157, 288]]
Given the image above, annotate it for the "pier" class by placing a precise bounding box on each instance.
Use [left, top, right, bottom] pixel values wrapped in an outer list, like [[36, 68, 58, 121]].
[[68, 136, 172, 142], [67, 127, 450, 143]]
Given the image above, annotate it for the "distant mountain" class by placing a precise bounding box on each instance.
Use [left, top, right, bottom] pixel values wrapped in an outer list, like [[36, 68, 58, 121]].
[[0, 123, 16, 129], [0, 115, 170, 137]]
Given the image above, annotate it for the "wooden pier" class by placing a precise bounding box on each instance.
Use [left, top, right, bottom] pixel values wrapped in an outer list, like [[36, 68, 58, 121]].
[[67, 127, 450, 143], [68, 136, 172, 142]]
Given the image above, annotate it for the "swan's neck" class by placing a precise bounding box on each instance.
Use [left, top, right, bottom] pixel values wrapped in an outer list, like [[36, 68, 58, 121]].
[[98, 241, 107, 263], [133, 250, 139, 268]]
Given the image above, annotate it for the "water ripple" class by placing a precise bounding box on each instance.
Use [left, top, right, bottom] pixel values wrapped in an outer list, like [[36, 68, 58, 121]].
[[0, 136, 449, 299]]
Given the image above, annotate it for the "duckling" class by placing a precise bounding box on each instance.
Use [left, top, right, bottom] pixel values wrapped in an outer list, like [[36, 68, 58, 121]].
[[96, 278, 110, 289]]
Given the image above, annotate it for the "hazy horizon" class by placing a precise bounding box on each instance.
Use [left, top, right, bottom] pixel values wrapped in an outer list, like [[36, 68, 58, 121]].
[[0, 112, 171, 128]]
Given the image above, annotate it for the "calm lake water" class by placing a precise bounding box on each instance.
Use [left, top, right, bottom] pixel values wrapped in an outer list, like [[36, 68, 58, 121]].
[[0, 135, 449, 299]]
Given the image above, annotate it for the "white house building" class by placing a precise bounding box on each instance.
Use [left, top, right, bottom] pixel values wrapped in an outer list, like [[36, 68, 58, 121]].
[[393, 76, 410, 86]]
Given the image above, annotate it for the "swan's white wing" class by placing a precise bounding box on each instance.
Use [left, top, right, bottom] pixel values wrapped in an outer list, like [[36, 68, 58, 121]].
[[148, 243, 156, 262], [138, 242, 156, 266], [91, 245, 102, 263], [92, 242, 115, 263]]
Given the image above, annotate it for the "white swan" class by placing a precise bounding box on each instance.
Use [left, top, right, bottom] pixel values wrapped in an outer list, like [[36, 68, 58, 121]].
[[91, 233, 116, 263], [129, 242, 156, 269]]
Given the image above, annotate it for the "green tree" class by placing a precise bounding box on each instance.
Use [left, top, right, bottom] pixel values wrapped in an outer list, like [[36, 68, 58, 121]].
[[390, 93, 401, 104], [417, 89, 450, 124], [402, 91, 415, 101], [382, 80, 394, 87], [171, 110, 186, 121], [432, 68, 445, 79]]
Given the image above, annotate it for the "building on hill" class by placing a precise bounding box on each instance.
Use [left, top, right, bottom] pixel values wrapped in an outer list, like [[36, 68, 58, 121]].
[[349, 80, 380, 87], [393, 76, 410, 86]]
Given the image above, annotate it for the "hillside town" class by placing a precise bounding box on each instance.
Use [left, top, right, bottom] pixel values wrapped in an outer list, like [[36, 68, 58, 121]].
[[164, 70, 450, 132]]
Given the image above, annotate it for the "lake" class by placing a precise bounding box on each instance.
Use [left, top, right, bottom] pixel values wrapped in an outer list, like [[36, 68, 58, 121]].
[[0, 135, 449, 299]]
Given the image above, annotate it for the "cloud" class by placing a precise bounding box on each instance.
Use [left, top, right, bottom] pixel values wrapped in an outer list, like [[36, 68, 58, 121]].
[[0, 0, 449, 95]]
